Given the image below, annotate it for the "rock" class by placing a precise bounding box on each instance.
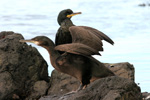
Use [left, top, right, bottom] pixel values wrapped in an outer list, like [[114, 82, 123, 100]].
[[40, 76, 141, 100], [47, 62, 135, 96], [138, 3, 150, 7], [0, 31, 141, 100], [0, 31, 14, 39], [39, 62, 139, 100], [142, 92, 150, 100], [139, 3, 146, 6], [0, 31, 49, 100], [105, 62, 134, 81], [47, 70, 80, 96], [25, 81, 49, 100]]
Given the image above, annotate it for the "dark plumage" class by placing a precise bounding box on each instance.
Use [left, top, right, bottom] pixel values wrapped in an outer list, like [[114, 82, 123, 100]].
[[20, 36, 115, 91], [55, 9, 77, 46], [20, 9, 115, 91], [55, 9, 114, 55]]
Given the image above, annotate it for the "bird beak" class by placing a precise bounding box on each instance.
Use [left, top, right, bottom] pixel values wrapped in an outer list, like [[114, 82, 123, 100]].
[[19, 39, 40, 45], [67, 12, 82, 18]]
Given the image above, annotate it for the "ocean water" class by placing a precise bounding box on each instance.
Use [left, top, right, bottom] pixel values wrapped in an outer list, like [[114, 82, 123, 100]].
[[0, 0, 150, 92]]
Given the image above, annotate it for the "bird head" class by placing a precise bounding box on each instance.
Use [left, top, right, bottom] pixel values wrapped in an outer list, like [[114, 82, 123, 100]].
[[57, 9, 81, 25], [20, 36, 54, 47]]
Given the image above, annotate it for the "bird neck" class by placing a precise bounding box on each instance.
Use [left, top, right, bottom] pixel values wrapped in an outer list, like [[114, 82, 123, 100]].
[[60, 19, 74, 33], [43, 45, 61, 71], [61, 19, 74, 28]]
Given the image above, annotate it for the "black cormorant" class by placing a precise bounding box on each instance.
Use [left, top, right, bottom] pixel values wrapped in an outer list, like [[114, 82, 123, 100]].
[[55, 9, 114, 53]]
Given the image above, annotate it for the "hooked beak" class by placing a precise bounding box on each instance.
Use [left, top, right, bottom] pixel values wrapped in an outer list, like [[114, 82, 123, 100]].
[[67, 12, 82, 18], [19, 39, 40, 45]]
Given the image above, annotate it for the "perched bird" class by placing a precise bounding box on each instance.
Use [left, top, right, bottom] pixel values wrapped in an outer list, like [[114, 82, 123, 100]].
[[55, 9, 81, 46], [20, 9, 115, 91], [55, 9, 114, 54], [20, 36, 115, 91]]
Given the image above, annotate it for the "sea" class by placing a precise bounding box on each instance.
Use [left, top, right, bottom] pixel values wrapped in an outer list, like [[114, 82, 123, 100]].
[[0, 0, 150, 92]]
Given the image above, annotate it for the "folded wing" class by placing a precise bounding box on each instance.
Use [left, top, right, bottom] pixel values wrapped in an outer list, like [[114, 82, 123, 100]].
[[55, 43, 101, 56]]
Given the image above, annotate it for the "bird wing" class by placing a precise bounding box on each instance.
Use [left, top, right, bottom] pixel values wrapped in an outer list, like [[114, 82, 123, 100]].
[[55, 43, 101, 56], [79, 26, 114, 45], [69, 26, 114, 52]]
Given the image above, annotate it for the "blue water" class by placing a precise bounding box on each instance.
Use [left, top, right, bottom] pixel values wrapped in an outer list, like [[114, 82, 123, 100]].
[[0, 0, 150, 92]]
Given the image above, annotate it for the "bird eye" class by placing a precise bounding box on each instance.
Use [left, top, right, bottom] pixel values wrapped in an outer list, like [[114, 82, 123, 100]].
[[66, 12, 71, 15], [41, 41, 49, 46]]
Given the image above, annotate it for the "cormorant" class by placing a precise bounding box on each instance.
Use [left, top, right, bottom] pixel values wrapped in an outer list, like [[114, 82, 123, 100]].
[[20, 9, 115, 91], [20, 36, 115, 91], [55, 9, 114, 53], [55, 9, 81, 46]]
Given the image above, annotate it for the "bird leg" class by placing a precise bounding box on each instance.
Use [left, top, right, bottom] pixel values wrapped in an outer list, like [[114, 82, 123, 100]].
[[76, 84, 85, 91], [82, 85, 87, 89], [62, 84, 86, 97], [63, 91, 76, 96], [60, 83, 88, 100]]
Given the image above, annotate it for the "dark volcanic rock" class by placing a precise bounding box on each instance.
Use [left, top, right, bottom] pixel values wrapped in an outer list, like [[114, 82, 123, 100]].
[[105, 62, 135, 81], [0, 31, 142, 100], [0, 31, 49, 100], [142, 92, 150, 100], [39, 62, 140, 100], [139, 3, 146, 6], [0, 31, 14, 39], [138, 3, 150, 7], [47, 62, 135, 96], [47, 70, 80, 96], [40, 76, 141, 100], [25, 81, 49, 100]]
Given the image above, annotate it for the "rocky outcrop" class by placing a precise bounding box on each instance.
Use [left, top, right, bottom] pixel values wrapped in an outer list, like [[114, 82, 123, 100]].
[[40, 76, 141, 100], [25, 81, 49, 100], [39, 62, 141, 100], [46, 62, 135, 96], [0, 31, 143, 100], [105, 62, 135, 81], [142, 92, 150, 100], [138, 3, 150, 7], [47, 70, 80, 96], [0, 31, 49, 100]]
